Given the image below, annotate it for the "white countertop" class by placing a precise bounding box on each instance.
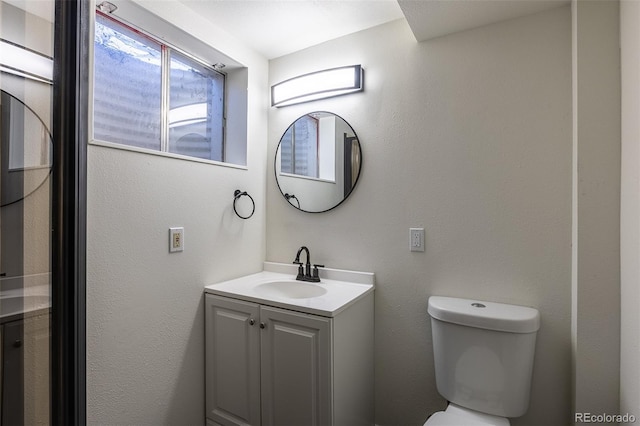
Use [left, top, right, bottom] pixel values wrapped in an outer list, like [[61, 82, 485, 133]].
[[204, 262, 374, 317], [0, 273, 51, 322]]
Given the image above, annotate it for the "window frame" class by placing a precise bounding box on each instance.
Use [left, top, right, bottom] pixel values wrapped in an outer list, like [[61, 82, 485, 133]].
[[90, 9, 246, 169]]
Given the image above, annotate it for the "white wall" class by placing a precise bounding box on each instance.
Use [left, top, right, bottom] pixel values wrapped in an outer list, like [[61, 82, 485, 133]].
[[268, 7, 573, 425], [86, 2, 269, 424], [620, 0, 640, 417], [83, 2, 624, 424], [571, 0, 621, 416]]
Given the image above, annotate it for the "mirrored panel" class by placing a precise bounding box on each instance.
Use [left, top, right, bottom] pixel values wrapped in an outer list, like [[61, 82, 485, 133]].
[[275, 112, 361, 213], [1, 90, 53, 207], [1, 1, 54, 424]]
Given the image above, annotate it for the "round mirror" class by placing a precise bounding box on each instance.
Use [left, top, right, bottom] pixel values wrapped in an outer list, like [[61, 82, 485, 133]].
[[275, 112, 362, 213], [1, 90, 53, 207]]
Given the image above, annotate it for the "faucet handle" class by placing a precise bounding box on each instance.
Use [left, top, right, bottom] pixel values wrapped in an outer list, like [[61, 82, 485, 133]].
[[293, 261, 304, 279], [312, 264, 324, 279]]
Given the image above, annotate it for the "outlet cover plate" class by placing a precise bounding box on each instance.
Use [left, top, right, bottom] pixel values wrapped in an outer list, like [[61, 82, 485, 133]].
[[169, 227, 184, 253], [410, 228, 425, 252]]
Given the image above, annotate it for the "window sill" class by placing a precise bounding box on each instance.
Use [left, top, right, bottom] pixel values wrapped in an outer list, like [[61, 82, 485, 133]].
[[278, 172, 335, 184], [89, 139, 248, 170]]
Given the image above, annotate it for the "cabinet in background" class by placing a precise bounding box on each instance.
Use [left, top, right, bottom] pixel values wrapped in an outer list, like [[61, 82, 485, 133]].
[[1, 311, 50, 426]]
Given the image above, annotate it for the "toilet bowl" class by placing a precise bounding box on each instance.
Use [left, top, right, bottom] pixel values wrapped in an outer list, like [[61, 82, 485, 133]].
[[424, 403, 510, 426], [424, 296, 540, 425]]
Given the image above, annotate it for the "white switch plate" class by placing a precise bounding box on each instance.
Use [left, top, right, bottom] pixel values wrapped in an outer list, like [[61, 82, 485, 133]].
[[410, 228, 425, 252], [169, 227, 184, 253]]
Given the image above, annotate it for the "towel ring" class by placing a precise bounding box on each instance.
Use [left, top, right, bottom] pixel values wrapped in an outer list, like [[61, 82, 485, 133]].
[[284, 193, 300, 209], [233, 190, 255, 219]]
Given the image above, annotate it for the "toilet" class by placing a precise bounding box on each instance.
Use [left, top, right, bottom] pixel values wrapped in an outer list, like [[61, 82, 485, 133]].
[[424, 296, 540, 426]]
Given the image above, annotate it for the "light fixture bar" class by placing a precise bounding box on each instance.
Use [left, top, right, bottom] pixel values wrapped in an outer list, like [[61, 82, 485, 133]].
[[271, 64, 363, 108], [0, 39, 53, 84]]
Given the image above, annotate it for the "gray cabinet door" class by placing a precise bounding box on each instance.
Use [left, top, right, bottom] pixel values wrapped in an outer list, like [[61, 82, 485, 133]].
[[205, 295, 261, 426], [259, 305, 332, 426], [2, 313, 49, 426]]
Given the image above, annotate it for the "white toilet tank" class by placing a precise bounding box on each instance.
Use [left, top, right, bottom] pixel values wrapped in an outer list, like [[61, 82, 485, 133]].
[[428, 296, 540, 418]]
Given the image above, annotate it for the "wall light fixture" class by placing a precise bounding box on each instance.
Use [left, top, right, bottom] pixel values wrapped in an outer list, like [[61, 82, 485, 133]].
[[0, 39, 53, 84], [271, 64, 363, 108], [96, 1, 118, 14]]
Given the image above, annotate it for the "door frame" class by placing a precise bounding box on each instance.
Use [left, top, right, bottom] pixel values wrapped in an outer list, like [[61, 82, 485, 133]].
[[51, 0, 88, 424]]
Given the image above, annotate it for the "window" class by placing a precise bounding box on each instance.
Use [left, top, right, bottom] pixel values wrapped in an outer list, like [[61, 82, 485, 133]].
[[169, 51, 224, 160], [279, 112, 339, 182], [281, 115, 319, 178], [93, 12, 226, 162]]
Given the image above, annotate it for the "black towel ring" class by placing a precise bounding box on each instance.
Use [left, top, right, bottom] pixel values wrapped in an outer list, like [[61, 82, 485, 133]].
[[284, 193, 300, 209], [233, 190, 255, 219]]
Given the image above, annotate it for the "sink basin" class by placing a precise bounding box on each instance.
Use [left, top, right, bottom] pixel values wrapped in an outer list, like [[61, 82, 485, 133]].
[[254, 281, 327, 299], [205, 263, 374, 317]]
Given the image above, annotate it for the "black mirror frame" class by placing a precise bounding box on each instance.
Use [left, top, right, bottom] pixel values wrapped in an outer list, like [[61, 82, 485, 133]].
[[274, 111, 362, 214], [0, 89, 54, 207]]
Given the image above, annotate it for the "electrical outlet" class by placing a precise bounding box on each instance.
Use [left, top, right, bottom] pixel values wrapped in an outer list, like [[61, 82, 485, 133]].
[[410, 228, 425, 252], [169, 227, 184, 253]]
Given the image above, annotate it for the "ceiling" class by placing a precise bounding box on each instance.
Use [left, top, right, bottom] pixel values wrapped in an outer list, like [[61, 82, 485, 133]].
[[3, 0, 54, 22], [177, 0, 569, 60], [2, 0, 569, 60], [177, 0, 405, 60], [398, 0, 569, 42]]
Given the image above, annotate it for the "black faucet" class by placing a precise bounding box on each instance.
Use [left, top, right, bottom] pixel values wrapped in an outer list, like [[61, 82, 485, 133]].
[[293, 246, 323, 283]]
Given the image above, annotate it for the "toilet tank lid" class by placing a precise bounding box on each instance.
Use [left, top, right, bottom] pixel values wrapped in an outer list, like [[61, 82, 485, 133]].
[[428, 296, 540, 333]]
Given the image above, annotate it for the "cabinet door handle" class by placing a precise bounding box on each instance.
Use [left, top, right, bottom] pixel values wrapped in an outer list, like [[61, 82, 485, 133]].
[[13, 340, 22, 348], [249, 319, 255, 326], [260, 322, 266, 329]]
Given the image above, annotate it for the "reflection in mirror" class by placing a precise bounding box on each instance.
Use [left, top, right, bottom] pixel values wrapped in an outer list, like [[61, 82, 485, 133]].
[[1, 90, 53, 207], [275, 112, 361, 213]]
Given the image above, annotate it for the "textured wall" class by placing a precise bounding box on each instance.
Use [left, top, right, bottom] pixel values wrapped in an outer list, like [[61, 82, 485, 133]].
[[571, 0, 621, 417], [621, 0, 640, 417], [267, 8, 573, 425], [84, 2, 625, 424], [86, 2, 269, 424]]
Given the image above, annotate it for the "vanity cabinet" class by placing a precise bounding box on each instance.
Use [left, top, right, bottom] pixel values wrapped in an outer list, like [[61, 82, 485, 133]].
[[1, 311, 49, 426], [205, 292, 373, 426]]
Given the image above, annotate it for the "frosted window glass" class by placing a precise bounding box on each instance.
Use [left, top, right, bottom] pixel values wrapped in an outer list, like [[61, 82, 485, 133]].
[[168, 51, 224, 161], [93, 14, 162, 150], [280, 115, 318, 177]]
